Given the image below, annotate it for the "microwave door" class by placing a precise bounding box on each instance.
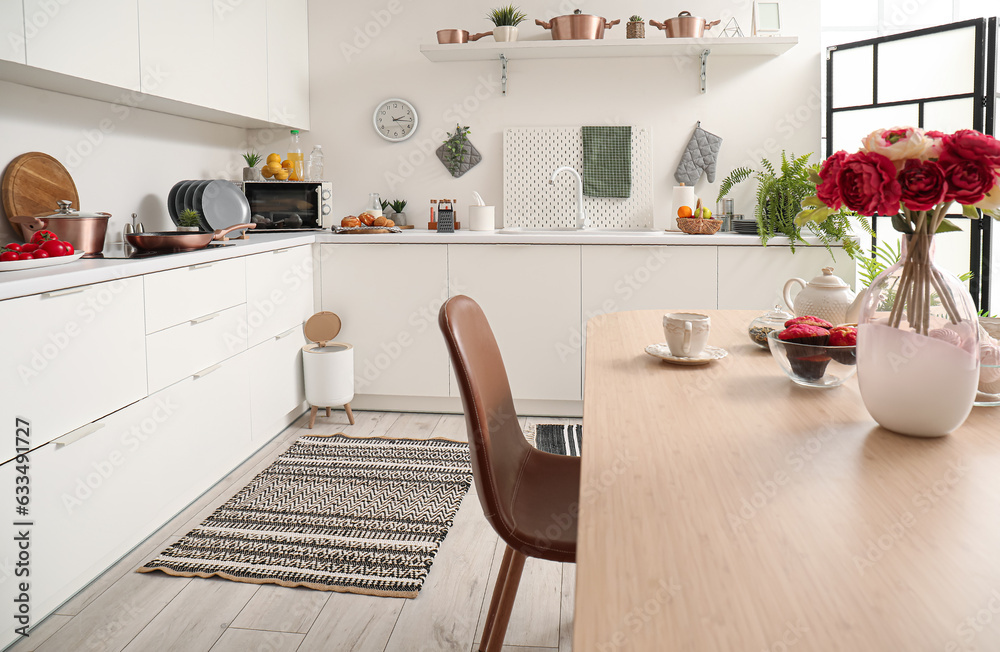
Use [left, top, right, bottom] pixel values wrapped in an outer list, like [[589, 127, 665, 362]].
[[245, 183, 321, 229]]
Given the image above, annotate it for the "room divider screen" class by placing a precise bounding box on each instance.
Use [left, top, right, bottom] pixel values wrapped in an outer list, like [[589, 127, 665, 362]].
[[826, 17, 998, 312]]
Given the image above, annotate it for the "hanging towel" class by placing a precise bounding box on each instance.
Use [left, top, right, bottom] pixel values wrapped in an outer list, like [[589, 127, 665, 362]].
[[582, 126, 632, 198], [674, 123, 723, 185]]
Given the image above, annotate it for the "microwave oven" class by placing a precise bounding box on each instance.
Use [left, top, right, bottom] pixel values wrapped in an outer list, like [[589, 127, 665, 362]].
[[233, 180, 332, 230]]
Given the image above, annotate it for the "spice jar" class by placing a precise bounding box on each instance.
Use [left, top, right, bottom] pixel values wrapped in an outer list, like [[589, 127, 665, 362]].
[[749, 306, 793, 349]]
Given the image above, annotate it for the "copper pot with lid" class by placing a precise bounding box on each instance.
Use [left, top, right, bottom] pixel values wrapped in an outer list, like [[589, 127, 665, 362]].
[[9, 200, 111, 255], [437, 29, 491, 44], [649, 11, 721, 38], [536, 9, 620, 40]]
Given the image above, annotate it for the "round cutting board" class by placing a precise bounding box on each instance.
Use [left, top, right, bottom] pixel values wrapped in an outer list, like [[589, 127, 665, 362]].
[[2, 152, 80, 227]]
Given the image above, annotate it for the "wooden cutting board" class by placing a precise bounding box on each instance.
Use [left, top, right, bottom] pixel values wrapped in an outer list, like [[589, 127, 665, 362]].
[[2, 152, 80, 226]]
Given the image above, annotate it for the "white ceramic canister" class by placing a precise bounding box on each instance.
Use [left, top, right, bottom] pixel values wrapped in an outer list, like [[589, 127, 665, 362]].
[[469, 205, 496, 231], [303, 342, 355, 408]]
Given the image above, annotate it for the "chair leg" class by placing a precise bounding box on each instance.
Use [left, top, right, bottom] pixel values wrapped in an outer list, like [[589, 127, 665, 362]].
[[480, 546, 513, 650], [480, 546, 526, 652], [344, 402, 355, 425], [308, 406, 318, 429], [325, 406, 331, 417]]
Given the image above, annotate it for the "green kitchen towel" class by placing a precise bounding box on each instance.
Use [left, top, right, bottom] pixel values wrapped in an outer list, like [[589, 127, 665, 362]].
[[582, 126, 632, 198]]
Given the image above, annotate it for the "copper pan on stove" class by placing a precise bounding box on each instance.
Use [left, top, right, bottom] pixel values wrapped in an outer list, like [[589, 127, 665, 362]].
[[125, 223, 255, 253]]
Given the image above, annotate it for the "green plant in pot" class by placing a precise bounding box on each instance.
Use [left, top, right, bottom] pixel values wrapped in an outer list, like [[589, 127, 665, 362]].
[[389, 199, 407, 226], [716, 152, 872, 260], [242, 150, 262, 181], [488, 4, 526, 42], [627, 15, 645, 39], [178, 208, 203, 231]]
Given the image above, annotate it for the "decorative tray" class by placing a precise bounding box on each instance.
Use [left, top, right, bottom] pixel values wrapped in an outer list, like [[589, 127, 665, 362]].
[[332, 226, 403, 234]]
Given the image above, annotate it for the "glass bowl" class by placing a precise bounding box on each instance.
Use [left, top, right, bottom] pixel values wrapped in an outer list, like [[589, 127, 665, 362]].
[[766, 331, 858, 388], [976, 363, 1000, 407]]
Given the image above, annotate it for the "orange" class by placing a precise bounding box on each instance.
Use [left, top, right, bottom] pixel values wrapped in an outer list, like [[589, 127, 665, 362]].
[[281, 160, 292, 169], [677, 205, 693, 218]]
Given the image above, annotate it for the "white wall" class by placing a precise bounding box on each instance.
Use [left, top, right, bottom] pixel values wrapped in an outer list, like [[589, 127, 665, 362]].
[[298, 0, 822, 227], [0, 80, 250, 245]]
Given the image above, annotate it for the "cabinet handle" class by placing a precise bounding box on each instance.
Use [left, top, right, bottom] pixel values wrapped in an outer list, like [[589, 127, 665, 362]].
[[190, 311, 221, 325], [190, 262, 216, 270], [54, 422, 106, 449], [193, 363, 222, 379], [42, 287, 85, 299], [272, 249, 291, 255], [275, 326, 297, 340]]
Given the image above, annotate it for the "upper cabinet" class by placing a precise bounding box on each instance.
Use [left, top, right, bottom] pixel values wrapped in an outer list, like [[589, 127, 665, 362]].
[[24, 0, 140, 90], [212, 0, 268, 120], [137, 0, 214, 106], [266, 0, 309, 129], [0, 2, 25, 63]]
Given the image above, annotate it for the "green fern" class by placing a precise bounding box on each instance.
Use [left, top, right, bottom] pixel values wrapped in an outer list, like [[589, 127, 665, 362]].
[[715, 167, 753, 204]]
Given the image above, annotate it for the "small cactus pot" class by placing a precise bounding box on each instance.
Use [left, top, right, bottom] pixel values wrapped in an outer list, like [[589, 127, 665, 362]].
[[627, 21, 645, 39]]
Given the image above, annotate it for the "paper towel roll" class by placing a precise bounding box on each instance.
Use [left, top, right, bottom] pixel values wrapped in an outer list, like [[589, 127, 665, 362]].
[[666, 185, 695, 231]]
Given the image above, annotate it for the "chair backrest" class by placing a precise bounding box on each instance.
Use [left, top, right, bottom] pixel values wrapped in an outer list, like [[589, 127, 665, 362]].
[[439, 295, 532, 542]]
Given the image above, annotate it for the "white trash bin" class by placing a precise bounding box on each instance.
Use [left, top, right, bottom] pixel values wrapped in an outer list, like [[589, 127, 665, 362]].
[[302, 311, 355, 427]]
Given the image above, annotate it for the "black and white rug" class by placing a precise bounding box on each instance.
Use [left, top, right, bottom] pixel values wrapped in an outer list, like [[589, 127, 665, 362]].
[[139, 434, 472, 598], [528, 424, 583, 457]]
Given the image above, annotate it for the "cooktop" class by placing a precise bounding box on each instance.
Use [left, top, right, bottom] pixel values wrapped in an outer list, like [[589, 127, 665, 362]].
[[85, 242, 235, 260]]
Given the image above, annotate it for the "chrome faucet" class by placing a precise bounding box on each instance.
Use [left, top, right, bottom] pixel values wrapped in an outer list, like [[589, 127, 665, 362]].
[[549, 166, 588, 229]]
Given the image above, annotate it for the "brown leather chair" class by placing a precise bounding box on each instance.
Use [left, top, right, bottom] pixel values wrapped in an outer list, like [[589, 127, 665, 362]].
[[439, 295, 581, 652]]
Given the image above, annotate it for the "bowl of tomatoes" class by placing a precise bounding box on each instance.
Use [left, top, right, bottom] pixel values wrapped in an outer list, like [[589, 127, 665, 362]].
[[0, 230, 83, 271]]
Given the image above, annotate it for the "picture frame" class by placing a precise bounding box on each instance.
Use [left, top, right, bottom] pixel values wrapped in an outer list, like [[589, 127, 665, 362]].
[[752, 1, 781, 35]]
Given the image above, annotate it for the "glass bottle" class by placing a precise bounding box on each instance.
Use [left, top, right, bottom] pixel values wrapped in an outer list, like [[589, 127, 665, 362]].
[[367, 193, 383, 217], [308, 145, 324, 181], [287, 130, 304, 181]]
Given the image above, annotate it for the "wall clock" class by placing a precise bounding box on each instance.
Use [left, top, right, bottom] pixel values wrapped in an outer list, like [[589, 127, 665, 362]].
[[373, 98, 418, 142]]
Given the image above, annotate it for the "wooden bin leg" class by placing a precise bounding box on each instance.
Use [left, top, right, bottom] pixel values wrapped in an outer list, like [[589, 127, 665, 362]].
[[344, 402, 355, 425], [308, 406, 318, 429], [325, 407, 331, 417]]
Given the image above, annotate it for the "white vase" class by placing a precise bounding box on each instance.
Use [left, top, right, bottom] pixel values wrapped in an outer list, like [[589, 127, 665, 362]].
[[493, 26, 518, 42]]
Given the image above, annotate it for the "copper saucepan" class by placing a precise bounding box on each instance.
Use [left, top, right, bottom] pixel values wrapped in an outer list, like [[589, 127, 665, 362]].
[[536, 10, 619, 40], [10, 200, 111, 255], [649, 11, 721, 38], [436, 29, 491, 44], [126, 223, 255, 253]]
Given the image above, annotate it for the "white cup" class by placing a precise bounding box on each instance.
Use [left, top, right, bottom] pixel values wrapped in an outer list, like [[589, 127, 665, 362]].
[[469, 205, 495, 231], [663, 312, 711, 357]]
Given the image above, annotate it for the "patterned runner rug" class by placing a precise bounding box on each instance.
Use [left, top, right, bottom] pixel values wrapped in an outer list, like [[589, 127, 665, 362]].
[[526, 423, 583, 457], [138, 433, 472, 598]]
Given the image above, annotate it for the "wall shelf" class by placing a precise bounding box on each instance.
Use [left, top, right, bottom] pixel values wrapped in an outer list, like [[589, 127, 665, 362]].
[[419, 36, 798, 94]]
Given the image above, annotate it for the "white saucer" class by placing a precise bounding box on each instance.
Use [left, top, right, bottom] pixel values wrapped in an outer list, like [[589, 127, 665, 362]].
[[644, 343, 728, 366]]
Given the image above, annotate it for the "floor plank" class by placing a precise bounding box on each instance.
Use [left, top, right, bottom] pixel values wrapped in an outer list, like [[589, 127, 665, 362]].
[[121, 578, 258, 652], [560, 564, 575, 652], [383, 411, 444, 440], [208, 628, 304, 652], [296, 592, 403, 652], [229, 584, 329, 634], [5, 614, 71, 652]]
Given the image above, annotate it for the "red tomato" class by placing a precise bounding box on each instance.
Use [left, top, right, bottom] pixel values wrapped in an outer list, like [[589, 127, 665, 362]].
[[4, 243, 21, 252], [17, 252, 32, 260], [30, 230, 59, 243], [20, 243, 37, 253], [40, 240, 65, 256], [0, 251, 18, 262], [61, 242, 74, 255], [31, 250, 49, 259]]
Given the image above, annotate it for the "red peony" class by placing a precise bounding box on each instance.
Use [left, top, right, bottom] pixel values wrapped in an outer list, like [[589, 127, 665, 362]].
[[816, 150, 847, 209], [898, 159, 947, 211], [943, 159, 996, 205], [940, 129, 1000, 167], [836, 151, 902, 216]]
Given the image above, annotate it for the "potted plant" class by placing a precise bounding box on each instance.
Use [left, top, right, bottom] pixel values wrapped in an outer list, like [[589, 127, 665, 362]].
[[178, 209, 203, 231], [488, 4, 527, 42], [242, 151, 262, 181], [389, 199, 408, 225], [715, 151, 871, 259], [627, 15, 645, 39], [437, 125, 482, 178]]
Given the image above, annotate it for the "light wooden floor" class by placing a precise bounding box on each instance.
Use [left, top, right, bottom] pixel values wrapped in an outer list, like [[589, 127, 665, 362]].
[[11, 410, 581, 652]]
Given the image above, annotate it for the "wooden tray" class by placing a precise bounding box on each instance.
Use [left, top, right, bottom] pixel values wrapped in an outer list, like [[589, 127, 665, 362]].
[[2, 153, 80, 228]]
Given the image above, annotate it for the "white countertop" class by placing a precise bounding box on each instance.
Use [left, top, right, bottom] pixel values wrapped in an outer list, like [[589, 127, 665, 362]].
[[0, 229, 842, 301]]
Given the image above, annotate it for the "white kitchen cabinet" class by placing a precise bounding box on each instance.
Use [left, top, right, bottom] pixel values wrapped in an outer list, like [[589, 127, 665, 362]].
[[144, 257, 246, 333], [0, 279, 147, 463], [23, 0, 140, 90], [249, 325, 307, 441], [137, 0, 214, 105], [146, 303, 247, 393], [8, 350, 252, 627], [321, 244, 450, 397], [0, 1, 25, 63], [245, 245, 314, 347], [717, 246, 857, 310], [448, 245, 582, 402], [266, 0, 310, 128], [212, 0, 268, 120]]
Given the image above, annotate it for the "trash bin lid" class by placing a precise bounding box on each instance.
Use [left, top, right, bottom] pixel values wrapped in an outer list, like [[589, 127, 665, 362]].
[[304, 311, 342, 345]]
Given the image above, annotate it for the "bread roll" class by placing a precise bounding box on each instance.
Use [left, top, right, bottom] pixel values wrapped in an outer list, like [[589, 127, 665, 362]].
[[373, 216, 388, 227]]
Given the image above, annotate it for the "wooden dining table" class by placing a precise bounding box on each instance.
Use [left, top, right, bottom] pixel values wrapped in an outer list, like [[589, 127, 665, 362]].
[[575, 309, 1000, 651]]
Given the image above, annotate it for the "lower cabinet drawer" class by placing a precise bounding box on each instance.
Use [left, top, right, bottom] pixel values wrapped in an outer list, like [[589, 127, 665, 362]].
[[249, 324, 307, 441], [146, 303, 247, 393], [0, 352, 253, 626]]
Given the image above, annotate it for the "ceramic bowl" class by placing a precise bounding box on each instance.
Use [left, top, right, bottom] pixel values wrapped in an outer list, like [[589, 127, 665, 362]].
[[766, 331, 858, 388]]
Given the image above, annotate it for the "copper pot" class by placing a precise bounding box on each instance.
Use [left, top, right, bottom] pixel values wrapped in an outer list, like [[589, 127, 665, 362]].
[[536, 11, 620, 40], [9, 200, 110, 255], [650, 12, 720, 38], [436, 29, 491, 44]]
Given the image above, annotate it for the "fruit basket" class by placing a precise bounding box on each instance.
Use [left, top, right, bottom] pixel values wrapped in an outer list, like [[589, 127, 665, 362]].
[[676, 217, 722, 235]]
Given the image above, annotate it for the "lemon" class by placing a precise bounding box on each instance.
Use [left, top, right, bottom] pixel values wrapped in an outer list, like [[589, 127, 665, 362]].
[[281, 160, 291, 169], [267, 161, 283, 174], [261, 166, 273, 179], [274, 168, 290, 180], [266, 153, 281, 164]]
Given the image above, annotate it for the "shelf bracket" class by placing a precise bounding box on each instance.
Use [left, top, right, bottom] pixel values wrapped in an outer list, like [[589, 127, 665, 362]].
[[500, 53, 508, 96], [700, 49, 711, 94]]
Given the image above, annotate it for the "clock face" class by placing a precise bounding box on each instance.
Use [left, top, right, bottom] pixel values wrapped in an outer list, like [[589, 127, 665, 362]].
[[374, 99, 418, 142]]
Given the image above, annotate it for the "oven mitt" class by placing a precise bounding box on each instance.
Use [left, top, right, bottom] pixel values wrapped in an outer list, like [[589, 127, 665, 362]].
[[674, 125, 723, 185]]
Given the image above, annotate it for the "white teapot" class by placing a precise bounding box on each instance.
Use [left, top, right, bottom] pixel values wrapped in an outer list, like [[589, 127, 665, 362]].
[[782, 267, 856, 325]]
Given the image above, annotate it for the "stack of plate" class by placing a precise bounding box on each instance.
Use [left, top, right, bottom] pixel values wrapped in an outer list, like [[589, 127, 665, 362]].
[[167, 180, 251, 232], [731, 219, 760, 235]]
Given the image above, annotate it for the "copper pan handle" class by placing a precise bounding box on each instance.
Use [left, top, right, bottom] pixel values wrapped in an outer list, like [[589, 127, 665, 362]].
[[212, 223, 256, 241], [469, 32, 491, 41], [535, 18, 552, 29], [648, 20, 667, 30], [605, 19, 620, 28], [9, 215, 45, 229], [706, 19, 721, 29]]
